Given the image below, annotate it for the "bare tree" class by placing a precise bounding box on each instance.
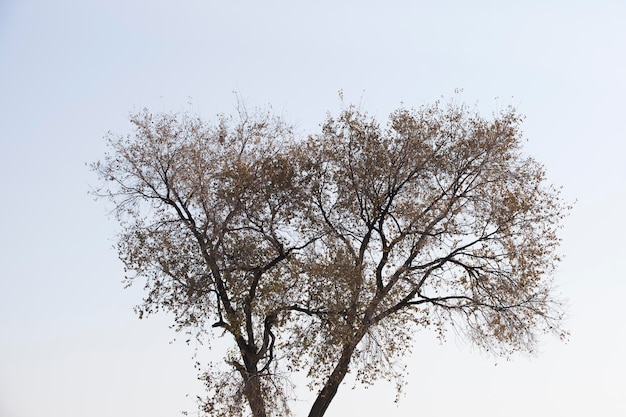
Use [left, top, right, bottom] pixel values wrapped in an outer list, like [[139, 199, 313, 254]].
[[93, 108, 318, 417], [292, 102, 568, 417], [92, 99, 568, 417]]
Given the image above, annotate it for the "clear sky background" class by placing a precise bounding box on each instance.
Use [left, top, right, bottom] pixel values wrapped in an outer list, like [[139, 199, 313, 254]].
[[1, 1, 624, 416]]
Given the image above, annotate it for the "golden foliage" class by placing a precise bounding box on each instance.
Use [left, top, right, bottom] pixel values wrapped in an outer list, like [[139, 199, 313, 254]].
[[92, 99, 569, 417]]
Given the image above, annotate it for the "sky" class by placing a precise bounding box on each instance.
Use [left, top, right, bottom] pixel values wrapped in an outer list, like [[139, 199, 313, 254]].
[[0, 0, 624, 416]]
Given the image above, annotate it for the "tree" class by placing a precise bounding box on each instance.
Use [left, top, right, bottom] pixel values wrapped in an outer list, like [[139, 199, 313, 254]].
[[92, 99, 568, 417]]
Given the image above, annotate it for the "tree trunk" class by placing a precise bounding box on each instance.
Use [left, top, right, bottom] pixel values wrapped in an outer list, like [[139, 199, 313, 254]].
[[307, 342, 357, 417], [233, 350, 267, 417], [243, 371, 267, 417]]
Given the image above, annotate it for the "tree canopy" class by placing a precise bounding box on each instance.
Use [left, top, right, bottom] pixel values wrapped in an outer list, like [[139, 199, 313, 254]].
[[92, 99, 568, 417]]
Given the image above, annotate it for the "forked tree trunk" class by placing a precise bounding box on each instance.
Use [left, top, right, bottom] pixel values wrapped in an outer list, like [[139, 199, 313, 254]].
[[307, 342, 358, 417]]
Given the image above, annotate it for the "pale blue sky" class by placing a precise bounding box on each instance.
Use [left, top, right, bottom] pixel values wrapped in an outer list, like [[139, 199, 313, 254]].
[[1, 1, 624, 416]]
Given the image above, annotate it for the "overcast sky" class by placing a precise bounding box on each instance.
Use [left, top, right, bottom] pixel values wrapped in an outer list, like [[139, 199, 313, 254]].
[[1, 1, 625, 416]]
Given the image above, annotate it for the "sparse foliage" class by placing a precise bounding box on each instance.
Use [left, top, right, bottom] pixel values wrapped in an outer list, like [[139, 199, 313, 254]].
[[92, 99, 568, 417]]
